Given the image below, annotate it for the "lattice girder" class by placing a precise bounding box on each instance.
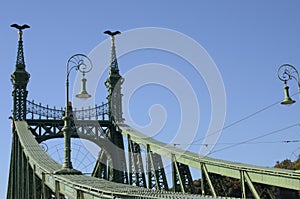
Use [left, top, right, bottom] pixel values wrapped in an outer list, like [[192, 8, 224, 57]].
[[146, 145, 169, 190], [128, 136, 147, 188], [172, 154, 195, 194]]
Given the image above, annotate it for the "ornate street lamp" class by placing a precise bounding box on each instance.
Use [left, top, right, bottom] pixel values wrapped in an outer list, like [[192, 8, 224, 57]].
[[277, 64, 300, 105], [55, 54, 92, 174]]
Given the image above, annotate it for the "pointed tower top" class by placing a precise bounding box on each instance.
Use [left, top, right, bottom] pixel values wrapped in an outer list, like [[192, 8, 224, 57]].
[[11, 24, 30, 69], [104, 30, 124, 122], [104, 30, 121, 73], [11, 24, 30, 121]]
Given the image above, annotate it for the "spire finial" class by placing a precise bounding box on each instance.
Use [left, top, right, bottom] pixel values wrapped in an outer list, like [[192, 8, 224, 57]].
[[11, 24, 30, 38], [104, 30, 121, 72], [11, 24, 30, 68]]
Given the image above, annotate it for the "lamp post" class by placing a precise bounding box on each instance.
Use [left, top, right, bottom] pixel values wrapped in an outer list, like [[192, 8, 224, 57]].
[[277, 64, 300, 105], [55, 54, 92, 174]]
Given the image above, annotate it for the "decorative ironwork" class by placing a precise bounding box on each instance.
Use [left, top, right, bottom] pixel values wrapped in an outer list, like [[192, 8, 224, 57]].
[[67, 54, 92, 74], [104, 30, 121, 71], [277, 64, 300, 105], [277, 63, 300, 86], [26, 100, 109, 120], [172, 156, 195, 193], [11, 24, 30, 121], [147, 145, 169, 191], [27, 119, 110, 144], [10, 24, 30, 67], [104, 30, 124, 122], [128, 136, 147, 188]]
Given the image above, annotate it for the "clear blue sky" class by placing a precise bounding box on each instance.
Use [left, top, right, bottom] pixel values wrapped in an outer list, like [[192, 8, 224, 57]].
[[1, 1, 300, 197]]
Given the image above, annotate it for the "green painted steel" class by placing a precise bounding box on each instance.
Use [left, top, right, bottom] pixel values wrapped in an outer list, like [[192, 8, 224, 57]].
[[117, 123, 300, 191], [8, 24, 300, 198], [10, 121, 227, 199], [128, 135, 147, 188], [11, 25, 30, 121], [104, 31, 124, 123]]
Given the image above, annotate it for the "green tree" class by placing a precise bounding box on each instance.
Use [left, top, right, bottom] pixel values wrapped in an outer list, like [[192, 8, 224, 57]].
[[275, 154, 300, 170]]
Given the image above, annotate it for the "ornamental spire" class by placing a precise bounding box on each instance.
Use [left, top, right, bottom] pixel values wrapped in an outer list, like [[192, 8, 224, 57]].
[[10, 24, 31, 121], [11, 24, 30, 70], [104, 30, 123, 122], [104, 30, 121, 73]]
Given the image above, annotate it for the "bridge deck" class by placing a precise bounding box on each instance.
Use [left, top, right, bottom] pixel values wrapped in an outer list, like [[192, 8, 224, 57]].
[[16, 121, 229, 199]]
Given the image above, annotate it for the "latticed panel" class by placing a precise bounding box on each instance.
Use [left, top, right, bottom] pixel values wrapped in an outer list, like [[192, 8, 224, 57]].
[[26, 100, 109, 120], [109, 79, 123, 123], [13, 87, 28, 121], [92, 150, 112, 180], [26, 119, 109, 143], [128, 139, 147, 188], [173, 162, 195, 193], [107, 127, 128, 184], [147, 149, 168, 191]]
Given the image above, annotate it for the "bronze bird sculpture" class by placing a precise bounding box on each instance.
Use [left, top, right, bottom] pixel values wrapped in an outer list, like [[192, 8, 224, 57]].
[[11, 24, 30, 30], [104, 30, 121, 36]]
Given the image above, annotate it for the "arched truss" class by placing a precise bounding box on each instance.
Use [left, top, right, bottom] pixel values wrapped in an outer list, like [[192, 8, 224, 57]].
[[117, 123, 300, 198], [10, 121, 204, 199], [8, 100, 300, 198]]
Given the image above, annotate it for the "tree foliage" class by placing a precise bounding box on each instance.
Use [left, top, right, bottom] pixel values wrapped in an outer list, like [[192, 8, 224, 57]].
[[274, 154, 300, 170]]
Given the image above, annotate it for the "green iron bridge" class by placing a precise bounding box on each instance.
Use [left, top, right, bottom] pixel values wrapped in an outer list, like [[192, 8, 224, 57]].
[[7, 24, 300, 199]]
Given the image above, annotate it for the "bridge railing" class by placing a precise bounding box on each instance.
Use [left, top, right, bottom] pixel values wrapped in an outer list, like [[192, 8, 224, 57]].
[[117, 123, 300, 194], [26, 100, 109, 120], [10, 121, 216, 199]]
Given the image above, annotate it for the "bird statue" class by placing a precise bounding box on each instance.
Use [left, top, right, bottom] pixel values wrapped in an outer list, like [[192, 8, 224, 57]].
[[104, 30, 121, 36], [10, 24, 30, 31]]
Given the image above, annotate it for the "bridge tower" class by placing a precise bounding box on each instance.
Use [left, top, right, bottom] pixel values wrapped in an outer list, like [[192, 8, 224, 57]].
[[104, 30, 128, 183], [8, 24, 32, 199], [105, 30, 124, 123], [10, 24, 30, 121]]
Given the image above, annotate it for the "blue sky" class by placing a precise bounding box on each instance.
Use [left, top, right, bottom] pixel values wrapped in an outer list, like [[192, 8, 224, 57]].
[[1, 1, 300, 196]]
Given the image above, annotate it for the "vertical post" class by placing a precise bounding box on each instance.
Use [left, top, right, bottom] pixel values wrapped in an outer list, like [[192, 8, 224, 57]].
[[171, 154, 177, 192], [77, 190, 83, 199], [16, 139, 21, 198], [172, 154, 185, 193], [21, 149, 26, 199], [201, 163, 216, 197], [7, 128, 17, 199], [146, 144, 152, 189], [55, 54, 92, 175], [62, 102, 72, 169], [240, 170, 246, 199], [55, 180, 60, 199], [128, 135, 133, 185], [11, 134, 19, 199], [41, 172, 46, 199], [200, 163, 205, 195], [63, 71, 72, 169], [26, 158, 30, 199], [32, 165, 37, 199]]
